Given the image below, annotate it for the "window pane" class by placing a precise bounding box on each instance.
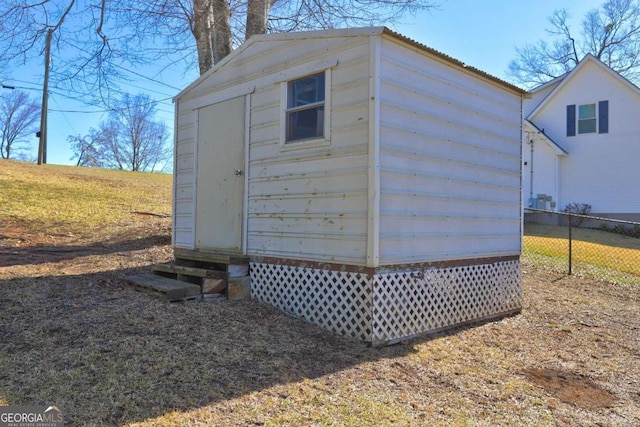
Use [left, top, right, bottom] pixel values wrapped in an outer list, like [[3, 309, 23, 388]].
[[579, 104, 595, 119], [286, 106, 324, 142], [287, 73, 325, 108], [578, 118, 596, 134]]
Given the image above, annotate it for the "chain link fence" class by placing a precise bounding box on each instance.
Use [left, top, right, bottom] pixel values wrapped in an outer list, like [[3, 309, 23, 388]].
[[523, 208, 640, 285]]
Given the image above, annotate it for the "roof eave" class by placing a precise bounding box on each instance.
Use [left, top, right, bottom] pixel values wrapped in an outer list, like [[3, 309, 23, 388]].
[[525, 120, 568, 156], [175, 26, 527, 102], [381, 28, 527, 95]]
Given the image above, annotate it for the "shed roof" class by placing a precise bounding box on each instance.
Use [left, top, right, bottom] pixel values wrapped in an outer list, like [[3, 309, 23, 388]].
[[174, 27, 526, 101], [380, 27, 525, 94]]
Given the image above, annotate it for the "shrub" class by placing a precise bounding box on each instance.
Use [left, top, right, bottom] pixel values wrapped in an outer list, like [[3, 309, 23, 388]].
[[610, 223, 640, 238], [613, 224, 627, 234], [598, 222, 640, 238], [562, 203, 592, 227]]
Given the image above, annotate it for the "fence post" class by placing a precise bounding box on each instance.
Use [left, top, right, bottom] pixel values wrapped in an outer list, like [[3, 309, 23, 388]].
[[568, 213, 573, 275]]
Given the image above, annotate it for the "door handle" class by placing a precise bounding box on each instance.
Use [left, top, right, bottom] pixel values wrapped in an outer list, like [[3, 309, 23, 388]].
[[234, 169, 243, 176]]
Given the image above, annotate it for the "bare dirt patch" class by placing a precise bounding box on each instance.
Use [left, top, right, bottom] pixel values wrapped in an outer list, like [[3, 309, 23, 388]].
[[524, 367, 615, 409], [1, 224, 638, 426]]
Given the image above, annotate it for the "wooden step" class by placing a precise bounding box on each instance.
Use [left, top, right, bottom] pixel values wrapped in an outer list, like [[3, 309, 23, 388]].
[[174, 247, 249, 265], [127, 273, 201, 301], [152, 263, 227, 279]]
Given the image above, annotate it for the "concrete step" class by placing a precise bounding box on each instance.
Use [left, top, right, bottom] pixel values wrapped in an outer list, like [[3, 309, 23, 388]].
[[127, 273, 201, 301]]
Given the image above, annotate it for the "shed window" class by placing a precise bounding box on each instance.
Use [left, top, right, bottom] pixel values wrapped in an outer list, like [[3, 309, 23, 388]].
[[285, 72, 325, 143]]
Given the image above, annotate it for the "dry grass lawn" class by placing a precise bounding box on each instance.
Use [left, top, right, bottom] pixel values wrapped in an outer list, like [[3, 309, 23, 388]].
[[524, 223, 640, 279], [1, 160, 639, 426]]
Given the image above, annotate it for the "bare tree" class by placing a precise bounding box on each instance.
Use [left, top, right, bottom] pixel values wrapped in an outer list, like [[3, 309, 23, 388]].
[[0, 90, 39, 159], [0, 0, 439, 95], [68, 133, 100, 167], [69, 93, 170, 172], [167, 0, 440, 75], [509, 0, 640, 88], [0, 0, 176, 106]]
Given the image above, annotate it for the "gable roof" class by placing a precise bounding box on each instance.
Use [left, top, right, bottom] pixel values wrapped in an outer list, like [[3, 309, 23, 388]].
[[526, 54, 640, 120], [175, 27, 525, 101], [528, 73, 566, 94]]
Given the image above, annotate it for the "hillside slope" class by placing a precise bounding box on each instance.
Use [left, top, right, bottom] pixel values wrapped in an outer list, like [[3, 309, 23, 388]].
[[0, 160, 172, 240]]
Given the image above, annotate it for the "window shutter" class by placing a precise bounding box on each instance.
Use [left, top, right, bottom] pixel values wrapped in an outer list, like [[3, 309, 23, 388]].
[[599, 100, 609, 134], [567, 104, 576, 137]]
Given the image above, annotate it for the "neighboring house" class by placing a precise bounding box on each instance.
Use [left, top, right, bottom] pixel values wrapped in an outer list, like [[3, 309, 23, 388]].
[[523, 54, 640, 221], [173, 27, 524, 345]]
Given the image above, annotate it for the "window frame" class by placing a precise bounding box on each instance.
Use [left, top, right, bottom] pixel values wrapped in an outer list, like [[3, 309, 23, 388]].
[[280, 69, 331, 151], [578, 103, 597, 134], [567, 101, 609, 136]]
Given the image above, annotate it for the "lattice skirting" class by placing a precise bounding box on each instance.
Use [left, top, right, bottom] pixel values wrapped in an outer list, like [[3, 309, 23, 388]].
[[250, 260, 521, 345]]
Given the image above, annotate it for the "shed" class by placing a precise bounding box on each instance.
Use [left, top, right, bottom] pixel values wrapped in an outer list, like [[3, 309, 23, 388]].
[[172, 27, 525, 345]]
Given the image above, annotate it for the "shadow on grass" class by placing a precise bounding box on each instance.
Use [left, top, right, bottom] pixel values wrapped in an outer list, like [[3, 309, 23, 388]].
[[0, 266, 425, 426], [0, 234, 171, 267]]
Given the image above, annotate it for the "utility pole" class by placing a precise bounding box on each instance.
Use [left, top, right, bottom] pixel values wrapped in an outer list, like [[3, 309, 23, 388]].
[[38, 28, 53, 165]]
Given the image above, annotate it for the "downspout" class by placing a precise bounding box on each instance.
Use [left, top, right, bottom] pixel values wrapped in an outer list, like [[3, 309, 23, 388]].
[[528, 136, 534, 202], [524, 131, 535, 206]]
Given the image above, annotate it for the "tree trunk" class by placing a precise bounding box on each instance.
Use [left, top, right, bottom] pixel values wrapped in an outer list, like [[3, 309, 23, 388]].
[[193, 0, 214, 75], [212, 0, 232, 64], [245, 0, 271, 40]]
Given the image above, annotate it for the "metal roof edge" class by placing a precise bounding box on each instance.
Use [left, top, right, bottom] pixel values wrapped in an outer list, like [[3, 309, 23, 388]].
[[381, 27, 526, 95], [175, 26, 527, 102]]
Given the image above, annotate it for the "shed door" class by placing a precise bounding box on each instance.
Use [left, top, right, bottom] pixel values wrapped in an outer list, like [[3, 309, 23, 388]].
[[195, 96, 246, 252]]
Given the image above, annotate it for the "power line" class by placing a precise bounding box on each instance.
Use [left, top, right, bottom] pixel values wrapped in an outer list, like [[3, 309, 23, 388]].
[[51, 56, 179, 98], [48, 108, 111, 114], [115, 64, 183, 91], [60, 40, 185, 92], [5, 77, 174, 113], [10, 74, 176, 101], [48, 96, 173, 113], [50, 93, 81, 135]]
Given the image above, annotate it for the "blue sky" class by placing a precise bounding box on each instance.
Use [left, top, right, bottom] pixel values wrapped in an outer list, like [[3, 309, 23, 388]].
[[2, 0, 603, 166]]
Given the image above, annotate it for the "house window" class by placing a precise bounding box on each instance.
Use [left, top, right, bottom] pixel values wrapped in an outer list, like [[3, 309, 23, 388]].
[[285, 72, 326, 143], [566, 101, 608, 136], [578, 104, 596, 134]]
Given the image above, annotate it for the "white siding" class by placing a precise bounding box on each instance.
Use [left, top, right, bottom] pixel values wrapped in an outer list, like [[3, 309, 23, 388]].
[[246, 36, 371, 263], [377, 36, 522, 264], [527, 59, 640, 214], [522, 125, 561, 209], [173, 107, 196, 248], [175, 33, 372, 262]]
